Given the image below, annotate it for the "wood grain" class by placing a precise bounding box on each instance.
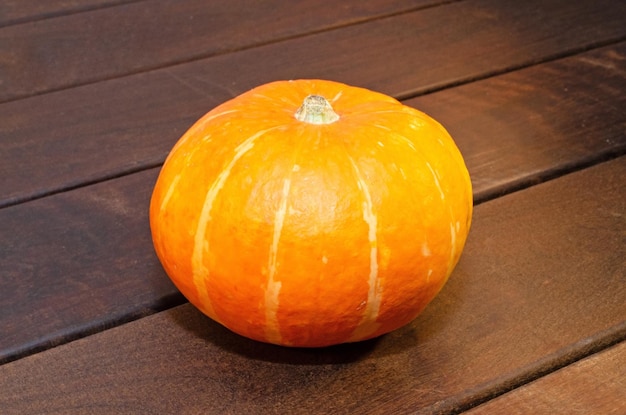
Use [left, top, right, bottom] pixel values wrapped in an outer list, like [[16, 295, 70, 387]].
[[0, 0, 440, 102], [2, 41, 625, 208], [0, 168, 180, 363], [465, 341, 626, 414], [0, 157, 624, 414]]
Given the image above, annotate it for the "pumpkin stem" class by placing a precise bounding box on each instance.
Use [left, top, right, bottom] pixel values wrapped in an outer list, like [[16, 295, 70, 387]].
[[295, 95, 339, 124]]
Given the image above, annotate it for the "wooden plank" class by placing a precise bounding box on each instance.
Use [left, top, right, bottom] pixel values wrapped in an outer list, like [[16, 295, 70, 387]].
[[0, 157, 624, 414], [1, 42, 625, 364], [0, 0, 441, 102], [0, 168, 180, 363], [0, 0, 138, 28], [2, 40, 625, 209], [465, 342, 626, 414]]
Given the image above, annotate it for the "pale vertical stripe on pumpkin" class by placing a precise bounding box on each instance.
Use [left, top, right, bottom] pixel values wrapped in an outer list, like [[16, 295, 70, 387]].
[[425, 161, 446, 201], [191, 127, 276, 320], [330, 91, 343, 103], [347, 156, 382, 341], [449, 222, 457, 258], [265, 175, 292, 344], [158, 174, 181, 215], [446, 219, 458, 276]]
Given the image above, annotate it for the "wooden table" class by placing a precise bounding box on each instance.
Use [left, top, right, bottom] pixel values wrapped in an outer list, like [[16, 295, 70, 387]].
[[1, 1, 625, 413]]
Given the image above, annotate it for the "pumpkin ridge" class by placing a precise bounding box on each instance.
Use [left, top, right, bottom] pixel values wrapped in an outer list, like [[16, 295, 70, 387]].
[[447, 221, 458, 270], [191, 125, 280, 321], [346, 154, 382, 341], [262, 127, 312, 345], [424, 161, 446, 201], [157, 174, 181, 217], [264, 174, 293, 344]]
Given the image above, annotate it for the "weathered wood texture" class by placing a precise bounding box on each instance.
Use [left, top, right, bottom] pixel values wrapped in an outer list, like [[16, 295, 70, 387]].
[[0, 158, 624, 414], [466, 341, 626, 414], [2, 33, 625, 209], [2, 42, 625, 364], [0, 0, 441, 102]]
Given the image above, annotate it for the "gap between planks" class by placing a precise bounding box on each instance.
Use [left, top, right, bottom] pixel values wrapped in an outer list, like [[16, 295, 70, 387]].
[[0, 291, 185, 367], [454, 323, 626, 413], [394, 34, 626, 101]]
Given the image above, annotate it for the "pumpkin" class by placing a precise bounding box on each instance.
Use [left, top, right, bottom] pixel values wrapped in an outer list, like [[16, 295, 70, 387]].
[[150, 79, 472, 347]]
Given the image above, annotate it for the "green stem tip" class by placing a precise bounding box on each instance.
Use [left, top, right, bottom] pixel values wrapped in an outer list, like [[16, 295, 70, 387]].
[[295, 95, 340, 125]]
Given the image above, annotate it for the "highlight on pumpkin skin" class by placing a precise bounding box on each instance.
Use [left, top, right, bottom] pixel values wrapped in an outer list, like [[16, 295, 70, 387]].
[[149, 79, 473, 347]]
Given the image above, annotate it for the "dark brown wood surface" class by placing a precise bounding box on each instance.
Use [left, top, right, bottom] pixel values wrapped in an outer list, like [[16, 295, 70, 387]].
[[0, 168, 177, 363], [0, 157, 623, 414], [466, 341, 626, 414], [1, 0, 625, 412], [2, 40, 625, 364]]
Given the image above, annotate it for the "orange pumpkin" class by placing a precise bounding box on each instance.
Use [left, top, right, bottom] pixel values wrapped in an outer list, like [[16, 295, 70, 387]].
[[150, 79, 472, 347]]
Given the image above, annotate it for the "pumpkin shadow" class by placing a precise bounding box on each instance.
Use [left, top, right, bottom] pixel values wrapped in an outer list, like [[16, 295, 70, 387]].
[[169, 304, 384, 365]]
